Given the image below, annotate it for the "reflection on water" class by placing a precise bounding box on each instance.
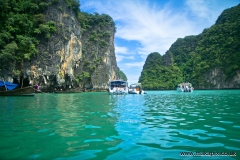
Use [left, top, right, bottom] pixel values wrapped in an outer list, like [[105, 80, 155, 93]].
[[0, 90, 240, 159], [0, 93, 121, 159]]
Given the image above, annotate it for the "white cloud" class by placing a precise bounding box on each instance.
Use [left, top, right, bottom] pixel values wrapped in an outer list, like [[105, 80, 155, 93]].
[[185, 0, 240, 27], [186, 0, 211, 19], [116, 55, 124, 62], [81, 0, 237, 57], [125, 61, 145, 68], [115, 45, 128, 54], [116, 55, 134, 62], [127, 56, 135, 60], [82, 0, 198, 56], [127, 74, 141, 85], [186, 0, 218, 23], [115, 44, 136, 62]]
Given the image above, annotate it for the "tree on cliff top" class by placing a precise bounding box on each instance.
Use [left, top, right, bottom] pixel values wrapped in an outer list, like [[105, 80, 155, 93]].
[[0, 0, 56, 76]]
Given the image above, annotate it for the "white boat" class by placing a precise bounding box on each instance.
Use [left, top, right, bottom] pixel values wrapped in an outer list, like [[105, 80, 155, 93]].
[[177, 82, 194, 92], [128, 83, 145, 94], [108, 80, 128, 95]]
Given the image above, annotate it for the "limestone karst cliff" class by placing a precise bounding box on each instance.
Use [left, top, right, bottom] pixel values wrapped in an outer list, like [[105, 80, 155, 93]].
[[0, 0, 126, 91], [139, 4, 240, 89], [162, 4, 240, 89]]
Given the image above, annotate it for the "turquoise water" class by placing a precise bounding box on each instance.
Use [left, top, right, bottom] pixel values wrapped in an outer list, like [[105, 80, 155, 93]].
[[0, 90, 240, 159]]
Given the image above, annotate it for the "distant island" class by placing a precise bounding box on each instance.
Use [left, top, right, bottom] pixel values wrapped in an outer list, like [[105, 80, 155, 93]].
[[139, 4, 240, 90]]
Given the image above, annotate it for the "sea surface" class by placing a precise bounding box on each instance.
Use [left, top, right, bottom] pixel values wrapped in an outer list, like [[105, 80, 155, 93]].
[[0, 90, 240, 160]]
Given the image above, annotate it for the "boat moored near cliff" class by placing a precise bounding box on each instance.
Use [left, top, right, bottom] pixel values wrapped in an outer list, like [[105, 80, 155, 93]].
[[128, 83, 145, 94], [108, 80, 128, 95], [0, 80, 35, 96], [177, 82, 194, 92]]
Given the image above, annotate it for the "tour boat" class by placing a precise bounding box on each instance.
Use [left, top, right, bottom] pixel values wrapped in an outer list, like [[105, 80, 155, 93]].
[[108, 80, 128, 95], [177, 82, 194, 92], [128, 83, 145, 94]]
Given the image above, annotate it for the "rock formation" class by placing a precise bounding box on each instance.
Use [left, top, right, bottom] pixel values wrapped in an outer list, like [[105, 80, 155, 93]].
[[0, 0, 123, 92], [140, 4, 240, 89]]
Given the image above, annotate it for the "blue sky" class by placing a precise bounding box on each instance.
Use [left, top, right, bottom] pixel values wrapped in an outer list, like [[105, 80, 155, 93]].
[[80, 0, 240, 85]]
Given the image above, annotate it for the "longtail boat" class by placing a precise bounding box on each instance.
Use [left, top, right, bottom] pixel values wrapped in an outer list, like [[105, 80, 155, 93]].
[[0, 86, 35, 96], [0, 80, 35, 96]]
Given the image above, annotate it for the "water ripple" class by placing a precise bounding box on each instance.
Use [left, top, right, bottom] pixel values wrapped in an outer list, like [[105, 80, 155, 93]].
[[0, 91, 240, 159], [211, 127, 226, 131]]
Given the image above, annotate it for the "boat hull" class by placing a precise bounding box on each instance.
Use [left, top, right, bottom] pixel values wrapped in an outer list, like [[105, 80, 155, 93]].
[[177, 87, 193, 92], [177, 87, 183, 92], [109, 90, 128, 95], [0, 86, 35, 96], [128, 91, 138, 94], [128, 90, 145, 94]]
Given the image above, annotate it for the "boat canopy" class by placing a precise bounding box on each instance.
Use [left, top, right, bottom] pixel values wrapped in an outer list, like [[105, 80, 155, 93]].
[[110, 81, 127, 87], [130, 83, 142, 88], [0, 80, 18, 90], [178, 83, 192, 86]]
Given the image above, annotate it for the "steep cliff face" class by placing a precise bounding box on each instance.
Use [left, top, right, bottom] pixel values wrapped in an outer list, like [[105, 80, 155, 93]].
[[203, 68, 240, 89], [76, 13, 119, 90], [15, 0, 120, 91], [21, 0, 82, 91]]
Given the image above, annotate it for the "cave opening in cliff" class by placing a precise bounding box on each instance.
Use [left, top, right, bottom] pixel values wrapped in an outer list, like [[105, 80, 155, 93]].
[[13, 77, 31, 88], [64, 74, 74, 89], [50, 75, 57, 86]]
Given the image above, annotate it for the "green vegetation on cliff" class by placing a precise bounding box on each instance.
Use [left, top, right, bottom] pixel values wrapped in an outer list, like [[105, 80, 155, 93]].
[[0, 0, 80, 70], [116, 68, 128, 81], [75, 11, 127, 87], [139, 4, 240, 89], [0, 0, 58, 73], [0, 0, 127, 89], [139, 52, 182, 90]]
